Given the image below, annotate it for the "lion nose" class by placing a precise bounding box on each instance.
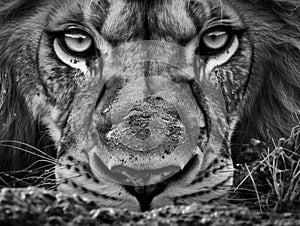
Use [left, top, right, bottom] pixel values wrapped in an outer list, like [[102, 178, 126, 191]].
[[111, 165, 181, 187]]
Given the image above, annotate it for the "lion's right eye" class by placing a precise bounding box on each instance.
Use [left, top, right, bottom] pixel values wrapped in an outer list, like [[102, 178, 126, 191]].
[[59, 28, 94, 57], [53, 27, 96, 72]]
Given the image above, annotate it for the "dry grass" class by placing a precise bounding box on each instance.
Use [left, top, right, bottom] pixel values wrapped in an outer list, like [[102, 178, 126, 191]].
[[232, 122, 300, 213]]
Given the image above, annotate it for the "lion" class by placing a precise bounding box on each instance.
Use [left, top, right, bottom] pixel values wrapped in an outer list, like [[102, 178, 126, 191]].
[[0, 0, 299, 211]]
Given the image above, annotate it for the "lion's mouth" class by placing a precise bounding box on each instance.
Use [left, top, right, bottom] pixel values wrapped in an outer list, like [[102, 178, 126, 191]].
[[92, 152, 199, 211], [124, 155, 199, 211]]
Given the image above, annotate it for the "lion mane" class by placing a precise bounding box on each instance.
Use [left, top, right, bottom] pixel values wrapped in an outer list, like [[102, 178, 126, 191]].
[[0, 0, 55, 174], [230, 0, 300, 160], [0, 0, 299, 180]]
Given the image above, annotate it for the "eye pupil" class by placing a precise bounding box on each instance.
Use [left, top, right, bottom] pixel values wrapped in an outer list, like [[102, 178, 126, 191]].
[[210, 34, 217, 40]]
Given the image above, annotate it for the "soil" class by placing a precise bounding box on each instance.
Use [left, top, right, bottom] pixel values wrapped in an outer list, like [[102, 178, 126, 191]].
[[1, 187, 300, 226]]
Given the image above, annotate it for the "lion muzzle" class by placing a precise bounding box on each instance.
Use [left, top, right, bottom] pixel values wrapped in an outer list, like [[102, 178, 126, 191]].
[[88, 72, 206, 189]]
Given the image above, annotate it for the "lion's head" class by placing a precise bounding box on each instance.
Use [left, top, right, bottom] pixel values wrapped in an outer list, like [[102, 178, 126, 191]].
[[0, 0, 299, 211]]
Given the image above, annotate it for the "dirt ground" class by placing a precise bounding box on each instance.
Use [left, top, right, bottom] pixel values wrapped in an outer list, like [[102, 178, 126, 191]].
[[1, 187, 300, 226]]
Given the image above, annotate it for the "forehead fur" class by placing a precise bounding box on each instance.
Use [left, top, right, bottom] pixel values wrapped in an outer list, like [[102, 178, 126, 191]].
[[2, 0, 298, 41], [38, 0, 245, 44]]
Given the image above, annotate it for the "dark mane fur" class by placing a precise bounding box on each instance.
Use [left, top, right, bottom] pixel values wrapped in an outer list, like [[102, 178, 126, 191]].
[[0, 0, 299, 175], [0, 0, 54, 174], [231, 0, 300, 160]]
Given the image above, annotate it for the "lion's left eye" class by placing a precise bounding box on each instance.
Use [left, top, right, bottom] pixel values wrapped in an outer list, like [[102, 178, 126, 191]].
[[58, 28, 94, 56], [199, 27, 234, 55], [202, 31, 228, 49]]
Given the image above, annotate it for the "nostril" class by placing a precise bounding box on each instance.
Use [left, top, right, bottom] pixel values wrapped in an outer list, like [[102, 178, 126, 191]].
[[111, 165, 181, 187]]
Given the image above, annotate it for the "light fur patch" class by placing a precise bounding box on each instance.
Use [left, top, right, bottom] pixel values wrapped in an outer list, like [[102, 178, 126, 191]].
[[101, 0, 128, 36], [42, 106, 62, 142], [157, 0, 196, 36]]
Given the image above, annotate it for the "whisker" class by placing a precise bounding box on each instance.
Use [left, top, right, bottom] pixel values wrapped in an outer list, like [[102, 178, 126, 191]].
[[0, 175, 11, 187], [0, 172, 32, 187], [47, 184, 60, 191], [38, 181, 57, 189], [0, 140, 56, 161], [38, 171, 56, 183], [3, 161, 55, 175], [0, 143, 55, 163]]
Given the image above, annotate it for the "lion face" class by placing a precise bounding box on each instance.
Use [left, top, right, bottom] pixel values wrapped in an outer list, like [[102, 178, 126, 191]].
[[38, 0, 252, 211], [3, 0, 299, 212]]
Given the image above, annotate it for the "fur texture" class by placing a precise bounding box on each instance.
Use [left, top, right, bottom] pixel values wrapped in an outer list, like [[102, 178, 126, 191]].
[[1, 0, 299, 167], [0, 0, 53, 172], [229, 0, 300, 160], [0, 0, 299, 210]]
